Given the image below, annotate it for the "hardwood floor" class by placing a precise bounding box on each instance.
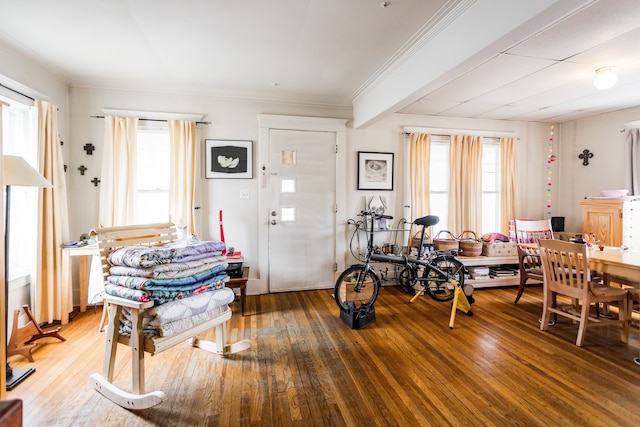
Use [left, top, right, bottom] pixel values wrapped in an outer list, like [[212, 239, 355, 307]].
[[6, 284, 640, 426]]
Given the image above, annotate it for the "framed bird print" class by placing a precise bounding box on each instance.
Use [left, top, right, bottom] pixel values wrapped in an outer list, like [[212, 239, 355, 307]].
[[205, 139, 253, 179]]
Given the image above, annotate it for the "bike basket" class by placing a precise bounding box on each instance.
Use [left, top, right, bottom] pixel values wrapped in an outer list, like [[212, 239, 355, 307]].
[[458, 230, 483, 257], [433, 230, 459, 252]]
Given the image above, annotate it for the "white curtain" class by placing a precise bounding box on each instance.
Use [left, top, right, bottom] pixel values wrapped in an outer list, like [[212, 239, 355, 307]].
[[409, 133, 431, 221], [36, 100, 70, 323], [448, 134, 482, 234], [168, 120, 197, 235], [628, 127, 640, 195], [99, 116, 138, 227]]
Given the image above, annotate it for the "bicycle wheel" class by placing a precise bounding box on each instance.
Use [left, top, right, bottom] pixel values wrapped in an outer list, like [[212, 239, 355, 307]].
[[334, 265, 381, 312], [421, 256, 465, 302]]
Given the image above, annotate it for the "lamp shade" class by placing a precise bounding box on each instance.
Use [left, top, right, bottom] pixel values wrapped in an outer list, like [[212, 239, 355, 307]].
[[593, 67, 617, 90], [3, 155, 52, 188]]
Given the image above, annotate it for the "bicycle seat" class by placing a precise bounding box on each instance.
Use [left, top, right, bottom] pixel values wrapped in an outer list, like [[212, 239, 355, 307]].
[[414, 215, 439, 228]]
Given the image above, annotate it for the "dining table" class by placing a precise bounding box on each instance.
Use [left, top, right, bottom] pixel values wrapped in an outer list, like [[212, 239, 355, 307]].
[[588, 246, 640, 366], [589, 247, 640, 284]]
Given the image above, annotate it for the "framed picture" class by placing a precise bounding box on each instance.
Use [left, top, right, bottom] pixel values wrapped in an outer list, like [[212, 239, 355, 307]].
[[357, 151, 394, 191], [205, 139, 253, 179]]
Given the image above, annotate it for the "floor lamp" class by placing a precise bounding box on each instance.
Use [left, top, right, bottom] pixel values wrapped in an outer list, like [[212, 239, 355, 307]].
[[3, 155, 52, 390]]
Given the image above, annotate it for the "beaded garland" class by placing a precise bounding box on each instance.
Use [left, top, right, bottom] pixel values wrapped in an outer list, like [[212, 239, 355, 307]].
[[547, 125, 556, 216]]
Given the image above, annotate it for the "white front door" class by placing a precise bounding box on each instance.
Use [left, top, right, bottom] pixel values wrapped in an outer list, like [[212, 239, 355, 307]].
[[268, 129, 336, 292]]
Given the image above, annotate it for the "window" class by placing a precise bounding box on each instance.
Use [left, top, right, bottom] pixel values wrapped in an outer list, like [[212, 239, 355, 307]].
[[1, 96, 39, 282], [135, 127, 170, 224], [429, 138, 450, 234], [481, 139, 500, 234], [428, 137, 501, 235]]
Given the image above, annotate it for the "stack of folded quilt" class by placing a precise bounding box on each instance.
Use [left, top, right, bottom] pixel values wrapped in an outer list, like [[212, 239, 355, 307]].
[[104, 238, 236, 336]]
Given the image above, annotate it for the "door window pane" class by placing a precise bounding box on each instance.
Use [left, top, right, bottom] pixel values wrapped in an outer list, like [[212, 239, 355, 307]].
[[281, 150, 296, 165], [281, 179, 296, 193], [281, 207, 296, 222]]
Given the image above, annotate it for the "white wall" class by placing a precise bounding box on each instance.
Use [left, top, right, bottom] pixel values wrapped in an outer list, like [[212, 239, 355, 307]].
[[69, 89, 554, 290], [557, 107, 640, 232], [68, 87, 353, 294], [0, 41, 68, 143], [5, 39, 638, 299]]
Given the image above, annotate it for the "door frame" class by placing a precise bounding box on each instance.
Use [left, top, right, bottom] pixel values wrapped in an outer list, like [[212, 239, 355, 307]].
[[257, 114, 347, 294]]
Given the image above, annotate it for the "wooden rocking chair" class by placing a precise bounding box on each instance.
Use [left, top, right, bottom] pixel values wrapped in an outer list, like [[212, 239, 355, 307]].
[[88, 223, 251, 409]]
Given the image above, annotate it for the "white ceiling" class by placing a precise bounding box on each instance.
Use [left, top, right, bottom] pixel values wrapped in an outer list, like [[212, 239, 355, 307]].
[[1, 0, 639, 127]]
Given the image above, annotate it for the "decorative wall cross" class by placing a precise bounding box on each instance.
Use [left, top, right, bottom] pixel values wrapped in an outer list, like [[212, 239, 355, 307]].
[[83, 143, 95, 155], [91, 177, 101, 187], [578, 149, 593, 166], [78, 165, 87, 175]]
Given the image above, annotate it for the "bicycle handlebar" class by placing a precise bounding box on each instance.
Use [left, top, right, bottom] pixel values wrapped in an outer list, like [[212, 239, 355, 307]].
[[359, 210, 394, 220]]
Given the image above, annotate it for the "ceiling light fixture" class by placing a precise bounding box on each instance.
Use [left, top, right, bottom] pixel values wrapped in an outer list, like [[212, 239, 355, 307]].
[[593, 67, 617, 90]]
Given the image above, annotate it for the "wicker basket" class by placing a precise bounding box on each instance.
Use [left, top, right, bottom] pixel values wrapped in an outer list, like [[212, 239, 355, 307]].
[[482, 241, 517, 256], [434, 230, 459, 252], [458, 230, 483, 257]]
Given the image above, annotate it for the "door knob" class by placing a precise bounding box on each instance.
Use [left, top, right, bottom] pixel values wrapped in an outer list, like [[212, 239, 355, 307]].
[[271, 220, 277, 225], [271, 211, 277, 217]]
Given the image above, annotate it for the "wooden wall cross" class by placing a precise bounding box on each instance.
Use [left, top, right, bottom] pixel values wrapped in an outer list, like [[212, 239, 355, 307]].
[[578, 149, 593, 166], [83, 143, 95, 155], [91, 177, 101, 187], [78, 165, 87, 175]]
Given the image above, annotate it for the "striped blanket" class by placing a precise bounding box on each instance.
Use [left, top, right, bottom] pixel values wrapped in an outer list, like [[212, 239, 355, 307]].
[[108, 238, 226, 268], [119, 287, 235, 336], [105, 238, 229, 304]]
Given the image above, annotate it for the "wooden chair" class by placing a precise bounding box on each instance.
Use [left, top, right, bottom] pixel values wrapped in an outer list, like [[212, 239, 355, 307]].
[[513, 219, 554, 303], [514, 219, 554, 245], [628, 288, 640, 365], [538, 239, 629, 347], [514, 245, 544, 304], [88, 223, 251, 409]]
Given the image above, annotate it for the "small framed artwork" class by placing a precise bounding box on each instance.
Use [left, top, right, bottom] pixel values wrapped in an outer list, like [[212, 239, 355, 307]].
[[205, 139, 253, 179], [357, 151, 394, 190]]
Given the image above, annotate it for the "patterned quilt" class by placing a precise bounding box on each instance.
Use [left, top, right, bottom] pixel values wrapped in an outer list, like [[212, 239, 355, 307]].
[[109, 255, 226, 279], [107, 264, 227, 290], [105, 238, 229, 304], [108, 238, 226, 268], [118, 287, 235, 336]]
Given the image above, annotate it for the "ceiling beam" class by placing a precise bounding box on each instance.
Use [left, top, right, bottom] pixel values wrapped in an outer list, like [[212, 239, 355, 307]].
[[351, 0, 595, 128]]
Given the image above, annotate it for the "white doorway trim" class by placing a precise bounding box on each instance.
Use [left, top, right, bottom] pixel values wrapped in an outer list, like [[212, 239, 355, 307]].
[[257, 114, 348, 294]]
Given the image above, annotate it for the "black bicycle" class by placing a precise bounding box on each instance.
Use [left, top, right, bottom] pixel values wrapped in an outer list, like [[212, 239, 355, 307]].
[[334, 211, 467, 312]]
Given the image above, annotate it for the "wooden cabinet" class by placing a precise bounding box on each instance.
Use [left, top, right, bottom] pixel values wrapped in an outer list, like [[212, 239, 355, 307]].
[[581, 197, 640, 248]]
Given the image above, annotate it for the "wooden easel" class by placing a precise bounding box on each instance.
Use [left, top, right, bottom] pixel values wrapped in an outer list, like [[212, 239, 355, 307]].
[[7, 304, 66, 362]]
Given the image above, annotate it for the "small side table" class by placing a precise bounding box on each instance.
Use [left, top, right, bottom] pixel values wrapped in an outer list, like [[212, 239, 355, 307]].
[[61, 244, 100, 324], [226, 266, 249, 316]]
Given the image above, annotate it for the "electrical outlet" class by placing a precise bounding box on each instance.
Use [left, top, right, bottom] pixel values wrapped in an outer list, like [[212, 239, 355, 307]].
[[240, 189, 250, 199]]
